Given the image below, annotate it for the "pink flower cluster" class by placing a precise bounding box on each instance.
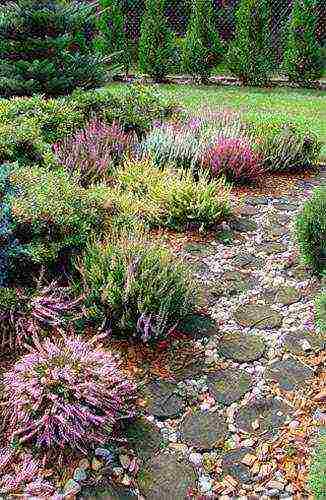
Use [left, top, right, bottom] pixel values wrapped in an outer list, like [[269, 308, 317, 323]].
[[202, 136, 264, 185], [53, 119, 135, 185], [3, 335, 136, 459]]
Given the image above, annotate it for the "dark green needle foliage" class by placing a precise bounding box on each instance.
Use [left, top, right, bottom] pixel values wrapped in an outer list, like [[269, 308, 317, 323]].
[[182, 0, 222, 81], [283, 0, 323, 83], [138, 0, 174, 82], [94, 0, 131, 74], [0, 0, 111, 97], [226, 0, 273, 86]]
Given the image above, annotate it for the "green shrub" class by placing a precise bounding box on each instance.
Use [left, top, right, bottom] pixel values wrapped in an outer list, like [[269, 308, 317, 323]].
[[315, 291, 326, 333], [138, 0, 175, 81], [249, 120, 322, 171], [295, 186, 326, 275], [75, 232, 198, 342], [308, 435, 326, 499], [283, 0, 323, 83], [94, 0, 131, 74], [107, 157, 231, 231], [6, 165, 109, 271], [0, 0, 112, 97], [226, 0, 273, 86], [182, 0, 222, 80]]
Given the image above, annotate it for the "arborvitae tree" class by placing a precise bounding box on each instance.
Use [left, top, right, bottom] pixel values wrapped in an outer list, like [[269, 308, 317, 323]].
[[94, 0, 131, 74], [182, 0, 222, 81], [283, 0, 323, 83], [0, 0, 112, 97], [138, 0, 174, 82], [226, 0, 273, 86]]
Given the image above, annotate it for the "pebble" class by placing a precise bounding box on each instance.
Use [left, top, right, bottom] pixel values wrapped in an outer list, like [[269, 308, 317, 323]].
[[73, 468, 87, 482], [119, 454, 131, 469], [78, 458, 90, 470], [63, 479, 80, 495], [189, 452, 203, 466], [266, 480, 286, 490], [289, 420, 300, 430], [95, 448, 114, 462], [199, 475, 213, 493], [91, 458, 103, 471]]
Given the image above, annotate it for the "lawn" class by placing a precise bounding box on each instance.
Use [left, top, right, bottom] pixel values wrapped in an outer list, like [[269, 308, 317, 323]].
[[109, 83, 326, 160]]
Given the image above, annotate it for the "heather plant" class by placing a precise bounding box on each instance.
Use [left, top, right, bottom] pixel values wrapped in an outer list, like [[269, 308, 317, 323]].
[[226, 0, 273, 86], [2, 335, 136, 458], [108, 157, 231, 231], [283, 0, 323, 83], [138, 0, 175, 81], [53, 119, 136, 186], [202, 136, 264, 185], [75, 232, 198, 341], [182, 0, 222, 80], [295, 186, 326, 275], [249, 120, 322, 171]]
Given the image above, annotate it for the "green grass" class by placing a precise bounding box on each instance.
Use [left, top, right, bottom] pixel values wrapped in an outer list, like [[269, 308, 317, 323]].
[[108, 83, 326, 160], [308, 434, 326, 499]]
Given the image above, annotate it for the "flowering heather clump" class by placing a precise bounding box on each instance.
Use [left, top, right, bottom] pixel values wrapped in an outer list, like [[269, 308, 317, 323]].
[[2, 335, 136, 458], [202, 136, 264, 185], [53, 119, 135, 185]]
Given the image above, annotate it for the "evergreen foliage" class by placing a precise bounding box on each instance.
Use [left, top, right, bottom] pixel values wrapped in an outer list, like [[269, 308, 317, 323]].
[[138, 0, 174, 81], [182, 0, 222, 80], [0, 0, 110, 97], [94, 0, 131, 74], [283, 0, 323, 82], [226, 0, 273, 86]]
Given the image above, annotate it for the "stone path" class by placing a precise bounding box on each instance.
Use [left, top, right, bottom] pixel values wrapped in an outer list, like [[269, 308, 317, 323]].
[[79, 168, 325, 499]]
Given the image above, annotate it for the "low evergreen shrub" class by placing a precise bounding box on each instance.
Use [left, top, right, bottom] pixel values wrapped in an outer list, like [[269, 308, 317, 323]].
[[315, 291, 326, 333], [295, 185, 326, 275]]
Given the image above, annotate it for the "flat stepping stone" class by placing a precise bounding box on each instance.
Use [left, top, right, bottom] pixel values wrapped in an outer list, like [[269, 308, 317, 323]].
[[239, 205, 260, 216], [263, 212, 290, 226], [81, 485, 137, 499], [282, 330, 325, 356], [140, 380, 185, 419], [275, 286, 302, 305], [180, 313, 217, 339], [229, 217, 258, 232], [246, 196, 270, 206], [234, 398, 294, 437], [218, 332, 266, 362], [124, 418, 164, 461], [221, 447, 256, 484], [234, 304, 283, 329], [265, 357, 314, 391], [180, 411, 228, 450], [138, 454, 196, 500], [162, 339, 205, 381], [273, 202, 297, 211], [207, 367, 253, 405], [232, 253, 263, 269], [264, 223, 288, 240], [287, 264, 312, 281], [259, 242, 287, 255], [218, 271, 254, 297]]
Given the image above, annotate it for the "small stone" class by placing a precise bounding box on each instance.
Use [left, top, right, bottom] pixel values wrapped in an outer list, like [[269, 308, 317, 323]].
[[199, 475, 213, 493], [91, 458, 103, 471], [241, 453, 257, 467], [63, 479, 81, 495], [289, 420, 300, 430], [285, 484, 295, 493], [252, 462, 261, 475], [73, 467, 87, 482], [313, 390, 326, 403], [252, 419, 260, 430], [299, 339, 313, 352], [78, 458, 90, 469], [266, 480, 285, 490], [95, 447, 114, 462], [275, 286, 301, 305], [189, 452, 203, 466], [267, 489, 281, 496], [121, 474, 132, 486], [120, 454, 131, 469]]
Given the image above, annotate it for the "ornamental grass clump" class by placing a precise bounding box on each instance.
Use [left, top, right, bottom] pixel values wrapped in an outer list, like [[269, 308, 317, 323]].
[[2, 335, 136, 458], [295, 186, 326, 275], [75, 232, 199, 342], [202, 136, 264, 185], [315, 291, 326, 333], [53, 119, 135, 186]]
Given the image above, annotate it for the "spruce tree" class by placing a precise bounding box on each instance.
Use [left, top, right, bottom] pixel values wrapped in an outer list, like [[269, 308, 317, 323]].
[[0, 0, 110, 97], [94, 0, 131, 74], [226, 0, 273, 86], [138, 0, 174, 82], [283, 0, 323, 83], [182, 0, 222, 81]]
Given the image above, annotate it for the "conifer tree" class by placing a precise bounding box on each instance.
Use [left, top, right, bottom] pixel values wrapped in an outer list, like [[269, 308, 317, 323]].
[[0, 0, 110, 97], [94, 0, 131, 74], [226, 0, 273, 86], [182, 0, 222, 81], [138, 0, 174, 82], [283, 0, 323, 83]]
